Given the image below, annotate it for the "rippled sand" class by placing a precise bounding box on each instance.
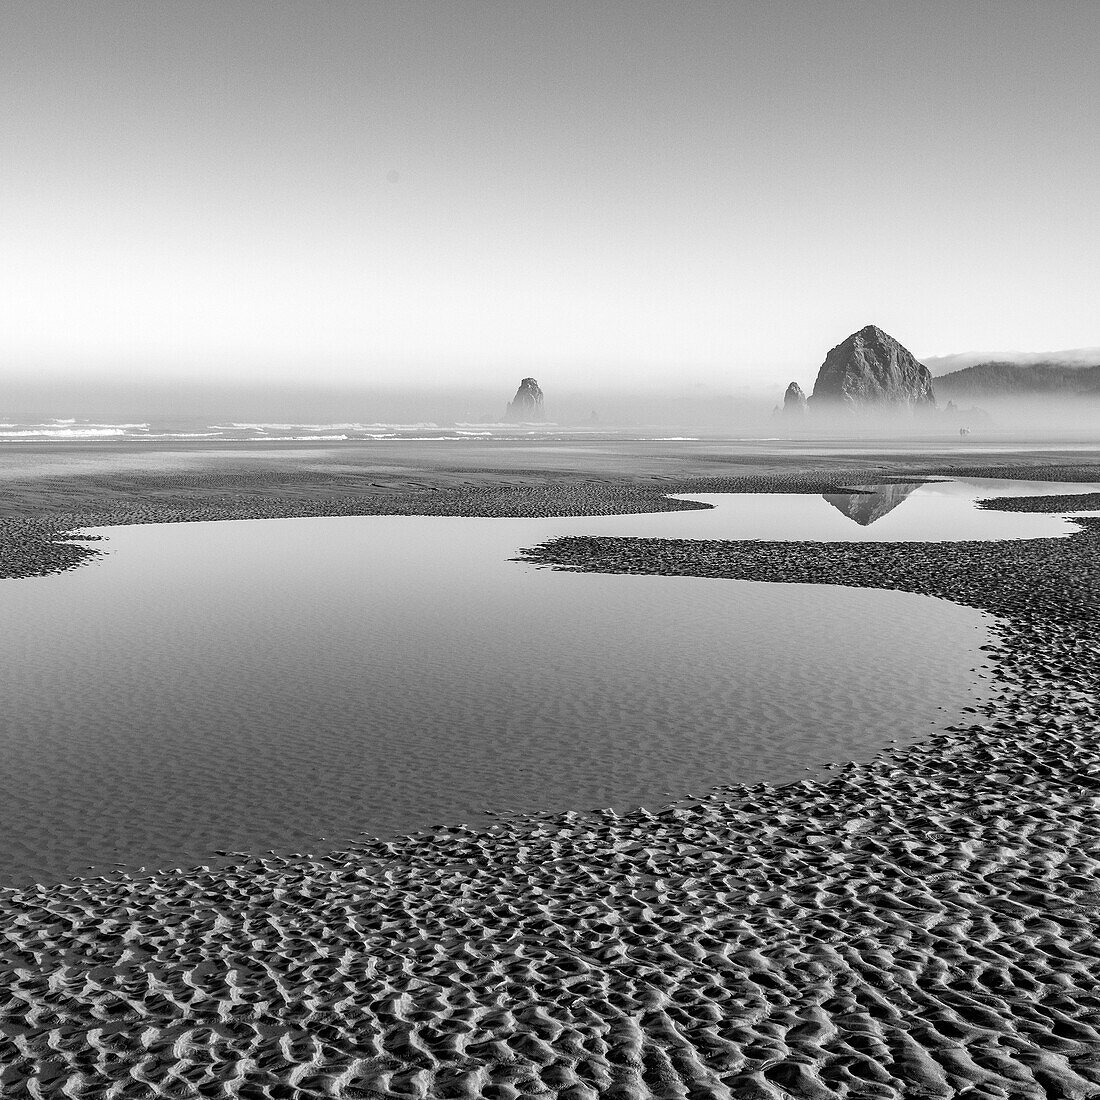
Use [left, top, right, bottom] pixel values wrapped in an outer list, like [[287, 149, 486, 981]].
[[1, 455, 1099, 1097]]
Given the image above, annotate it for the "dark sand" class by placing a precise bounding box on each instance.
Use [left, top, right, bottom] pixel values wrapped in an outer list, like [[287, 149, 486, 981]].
[[4, 439, 1099, 580], [2, 442, 1100, 1098]]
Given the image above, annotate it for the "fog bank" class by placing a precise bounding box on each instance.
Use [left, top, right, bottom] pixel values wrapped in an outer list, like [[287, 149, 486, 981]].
[[0, 378, 776, 430]]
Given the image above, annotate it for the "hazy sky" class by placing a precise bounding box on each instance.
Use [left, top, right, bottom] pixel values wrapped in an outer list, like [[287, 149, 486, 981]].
[[3, 1, 1098, 392]]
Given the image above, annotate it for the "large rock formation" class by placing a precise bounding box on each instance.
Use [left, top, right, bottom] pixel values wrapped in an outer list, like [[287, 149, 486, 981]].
[[505, 377, 546, 422], [810, 325, 936, 413], [782, 382, 807, 415]]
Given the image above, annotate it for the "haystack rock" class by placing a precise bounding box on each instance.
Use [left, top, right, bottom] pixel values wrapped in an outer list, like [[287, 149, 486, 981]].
[[783, 381, 807, 415], [505, 377, 546, 421], [810, 325, 936, 413]]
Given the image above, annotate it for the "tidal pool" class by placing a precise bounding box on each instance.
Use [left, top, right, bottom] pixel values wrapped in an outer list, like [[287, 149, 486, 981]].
[[2, 479, 1075, 884], [661, 477, 1100, 541]]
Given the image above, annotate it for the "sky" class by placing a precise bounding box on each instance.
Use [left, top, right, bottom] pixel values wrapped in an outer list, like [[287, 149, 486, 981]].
[[2, 0, 1098, 400]]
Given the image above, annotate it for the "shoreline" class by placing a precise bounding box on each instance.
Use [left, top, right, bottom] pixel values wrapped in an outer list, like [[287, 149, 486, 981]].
[[3, 449, 1100, 584], [2, 450, 1100, 1096]]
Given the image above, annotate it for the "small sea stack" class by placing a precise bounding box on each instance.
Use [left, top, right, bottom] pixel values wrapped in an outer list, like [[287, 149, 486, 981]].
[[783, 381, 808, 416], [811, 324, 936, 414], [505, 377, 546, 422]]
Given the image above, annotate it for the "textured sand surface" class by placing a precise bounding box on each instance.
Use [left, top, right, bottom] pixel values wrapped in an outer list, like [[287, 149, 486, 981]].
[[2, 451, 1100, 1097], [3, 452, 1098, 583]]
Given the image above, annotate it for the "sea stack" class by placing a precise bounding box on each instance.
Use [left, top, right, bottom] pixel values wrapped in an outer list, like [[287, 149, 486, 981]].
[[810, 325, 936, 413], [782, 381, 807, 415], [505, 377, 546, 421]]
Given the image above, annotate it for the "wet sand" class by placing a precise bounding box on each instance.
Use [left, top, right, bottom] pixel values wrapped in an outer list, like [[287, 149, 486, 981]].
[[2, 443, 1100, 1097], [3, 440, 1099, 581]]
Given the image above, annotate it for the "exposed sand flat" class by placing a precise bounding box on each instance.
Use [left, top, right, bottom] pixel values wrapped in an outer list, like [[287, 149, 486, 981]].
[[2, 452, 1100, 1097], [980, 492, 1100, 514], [2, 449, 1099, 582]]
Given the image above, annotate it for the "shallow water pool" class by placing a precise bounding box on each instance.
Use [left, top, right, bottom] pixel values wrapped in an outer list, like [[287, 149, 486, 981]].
[[0, 483, 1034, 883], [651, 477, 1100, 542]]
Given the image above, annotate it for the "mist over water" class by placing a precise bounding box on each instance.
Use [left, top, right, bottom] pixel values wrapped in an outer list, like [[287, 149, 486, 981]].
[[3, 376, 1098, 443], [0, 378, 774, 433]]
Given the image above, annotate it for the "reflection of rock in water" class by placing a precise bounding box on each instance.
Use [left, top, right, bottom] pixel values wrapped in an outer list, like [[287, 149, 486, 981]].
[[823, 483, 921, 526]]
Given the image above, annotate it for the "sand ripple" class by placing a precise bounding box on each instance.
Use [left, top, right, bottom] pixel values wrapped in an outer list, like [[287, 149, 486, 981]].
[[1, 467, 1099, 1096]]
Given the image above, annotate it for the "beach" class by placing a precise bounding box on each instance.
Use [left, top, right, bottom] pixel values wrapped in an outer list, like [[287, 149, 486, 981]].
[[1, 440, 1099, 1098]]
